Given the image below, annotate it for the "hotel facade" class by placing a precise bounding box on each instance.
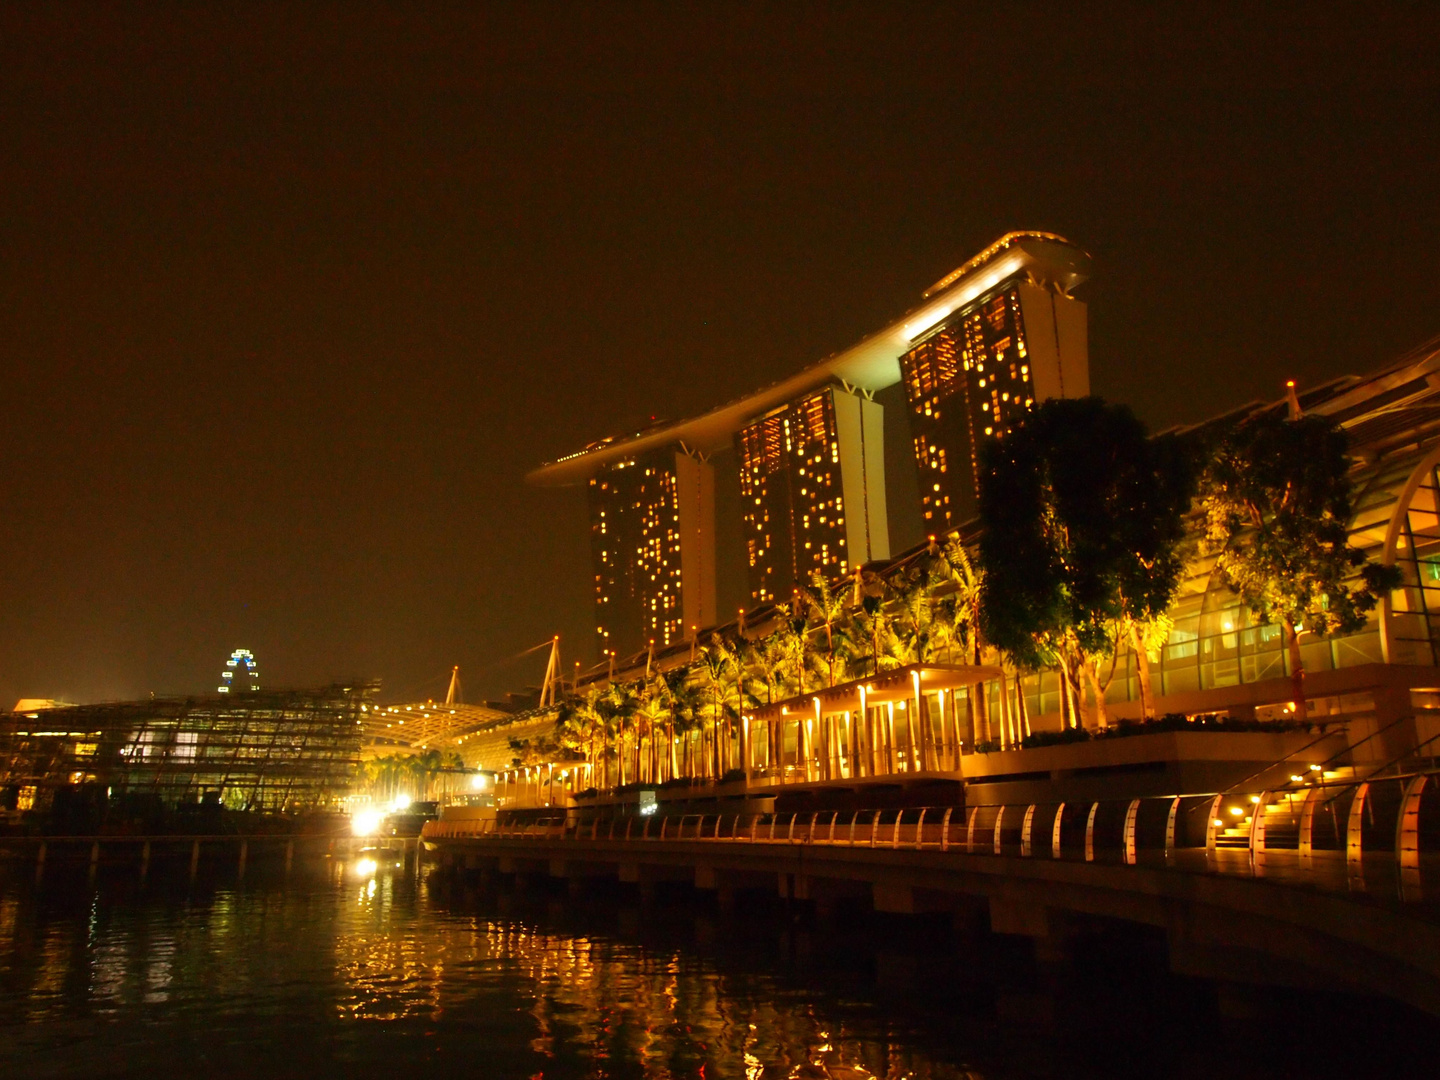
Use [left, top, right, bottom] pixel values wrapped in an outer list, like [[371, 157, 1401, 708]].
[[735, 385, 889, 605], [586, 445, 715, 659], [533, 232, 1092, 658]]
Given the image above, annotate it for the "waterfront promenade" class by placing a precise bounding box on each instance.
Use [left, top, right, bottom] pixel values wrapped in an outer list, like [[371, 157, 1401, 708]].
[[426, 769, 1440, 1019]]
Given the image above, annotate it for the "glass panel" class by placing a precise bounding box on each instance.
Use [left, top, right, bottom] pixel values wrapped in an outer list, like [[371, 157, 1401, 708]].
[[1163, 666, 1198, 696], [1299, 638, 1333, 675], [1242, 650, 1286, 683], [1333, 629, 1382, 668], [1037, 669, 1059, 718]]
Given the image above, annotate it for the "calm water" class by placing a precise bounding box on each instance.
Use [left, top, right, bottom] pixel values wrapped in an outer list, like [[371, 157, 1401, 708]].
[[1, 855, 1437, 1079]]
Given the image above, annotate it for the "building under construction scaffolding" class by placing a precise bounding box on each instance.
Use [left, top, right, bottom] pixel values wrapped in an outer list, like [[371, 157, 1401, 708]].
[[0, 685, 372, 817]]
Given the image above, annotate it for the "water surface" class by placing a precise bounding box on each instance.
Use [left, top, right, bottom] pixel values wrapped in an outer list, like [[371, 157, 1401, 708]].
[[1, 857, 1434, 1079]]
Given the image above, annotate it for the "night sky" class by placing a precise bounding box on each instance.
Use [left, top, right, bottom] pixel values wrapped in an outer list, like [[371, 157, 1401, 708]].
[[2, 4, 1436, 706]]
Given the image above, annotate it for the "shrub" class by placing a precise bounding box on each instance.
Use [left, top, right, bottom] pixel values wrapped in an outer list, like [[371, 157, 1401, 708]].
[[658, 776, 712, 790], [1021, 727, 1092, 750]]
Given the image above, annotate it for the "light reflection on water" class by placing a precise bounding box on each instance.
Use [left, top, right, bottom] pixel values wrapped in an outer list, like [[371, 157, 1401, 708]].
[[7, 858, 1430, 1079], [0, 860, 989, 1080]]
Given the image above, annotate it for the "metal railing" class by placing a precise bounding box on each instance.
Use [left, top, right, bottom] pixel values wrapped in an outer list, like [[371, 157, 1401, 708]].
[[426, 766, 1440, 905]]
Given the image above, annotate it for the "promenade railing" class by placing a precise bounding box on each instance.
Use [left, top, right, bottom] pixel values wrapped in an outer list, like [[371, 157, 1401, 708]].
[[423, 767, 1440, 905]]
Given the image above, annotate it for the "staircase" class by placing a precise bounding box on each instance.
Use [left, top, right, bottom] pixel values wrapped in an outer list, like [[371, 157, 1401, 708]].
[[1211, 765, 1364, 850]]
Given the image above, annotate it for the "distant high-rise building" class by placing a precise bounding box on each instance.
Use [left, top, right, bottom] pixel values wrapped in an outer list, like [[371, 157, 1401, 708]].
[[736, 384, 889, 605], [901, 260, 1089, 532], [587, 446, 716, 659]]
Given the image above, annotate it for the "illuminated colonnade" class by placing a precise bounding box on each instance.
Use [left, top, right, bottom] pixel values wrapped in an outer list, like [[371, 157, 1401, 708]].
[[741, 662, 1004, 785]]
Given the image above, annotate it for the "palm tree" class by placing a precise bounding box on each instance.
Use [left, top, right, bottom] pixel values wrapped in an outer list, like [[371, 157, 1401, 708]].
[[647, 668, 690, 781], [940, 536, 992, 745], [637, 674, 672, 783], [697, 638, 743, 778], [799, 572, 850, 688], [774, 602, 811, 697], [557, 687, 606, 787], [597, 682, 640, 787]]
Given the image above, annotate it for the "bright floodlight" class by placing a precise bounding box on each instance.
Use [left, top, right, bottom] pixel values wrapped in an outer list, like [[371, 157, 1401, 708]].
[[392, 794, 412, 811], [351, 808, 384, 837], [471, 774, 488, 791]]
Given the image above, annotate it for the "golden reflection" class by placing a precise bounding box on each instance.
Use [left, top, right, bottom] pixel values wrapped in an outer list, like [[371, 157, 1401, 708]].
[[1, 875, 980, 1079]]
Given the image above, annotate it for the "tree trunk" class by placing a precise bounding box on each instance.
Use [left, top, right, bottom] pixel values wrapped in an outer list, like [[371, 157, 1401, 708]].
[[1000, 671, 1016, 748], [1285, 619, 1308, 722], [1084, 660, 1109, 730], [1132, 624, 1157, 720], [972, 639, 991, 744], [714, 710, 723, 778], [1016, 680, 1031, 740]]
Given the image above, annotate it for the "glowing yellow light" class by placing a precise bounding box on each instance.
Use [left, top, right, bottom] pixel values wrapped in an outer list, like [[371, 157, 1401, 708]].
[[351, 809, 384, 836]]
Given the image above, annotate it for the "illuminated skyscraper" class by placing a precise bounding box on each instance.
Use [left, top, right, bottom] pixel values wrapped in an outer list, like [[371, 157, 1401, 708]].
[[901, 252, 1089, 531], [588, 446, 715, 658], [533, 232, 1091, 646], [736, 384, 888, 605]]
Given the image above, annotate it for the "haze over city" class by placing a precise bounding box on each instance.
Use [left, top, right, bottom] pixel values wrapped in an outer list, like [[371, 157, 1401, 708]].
[[2, 5, 1435, 707]]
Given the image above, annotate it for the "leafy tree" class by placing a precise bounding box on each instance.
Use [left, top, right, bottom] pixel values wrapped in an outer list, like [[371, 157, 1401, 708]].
[[979, 397, 1197, 728], [1202, 411, 1400, 721]]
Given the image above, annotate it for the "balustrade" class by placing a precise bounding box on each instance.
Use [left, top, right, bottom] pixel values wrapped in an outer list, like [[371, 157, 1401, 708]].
[[453, 767, 1440, 905]]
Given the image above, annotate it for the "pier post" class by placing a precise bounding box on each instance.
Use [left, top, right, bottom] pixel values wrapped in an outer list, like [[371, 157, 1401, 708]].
[[285, 840, 294, 876], [89, 840, 100, 881], [140, 841, 151, 881], [237, 840, 248, 879], [35, 840, 46, 883], [189, 840, 201, 880]]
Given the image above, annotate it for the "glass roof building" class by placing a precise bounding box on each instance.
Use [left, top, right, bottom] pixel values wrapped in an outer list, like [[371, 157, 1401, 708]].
[[993, 337, 1440, 753]]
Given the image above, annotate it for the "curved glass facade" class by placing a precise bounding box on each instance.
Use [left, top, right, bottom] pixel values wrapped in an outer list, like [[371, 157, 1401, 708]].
[[1010, 436, 1440, 722]]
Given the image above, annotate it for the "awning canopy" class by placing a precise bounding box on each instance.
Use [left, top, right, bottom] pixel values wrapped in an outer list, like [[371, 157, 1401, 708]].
[[743, 662, 1003, 725]]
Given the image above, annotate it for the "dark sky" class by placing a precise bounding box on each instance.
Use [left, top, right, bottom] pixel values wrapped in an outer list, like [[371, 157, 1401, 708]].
[[2, 3, 1437, 706]]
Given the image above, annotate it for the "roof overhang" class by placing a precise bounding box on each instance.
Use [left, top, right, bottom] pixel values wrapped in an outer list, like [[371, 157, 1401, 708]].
[[529, 233, 1090, 487]]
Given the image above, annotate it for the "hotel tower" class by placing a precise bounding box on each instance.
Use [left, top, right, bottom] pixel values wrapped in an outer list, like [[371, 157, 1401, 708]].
[[587, 446, 716, 659], [735, 385, 889, 605], [900, 244, 1090, 531], [532, 232, 1091, 659]]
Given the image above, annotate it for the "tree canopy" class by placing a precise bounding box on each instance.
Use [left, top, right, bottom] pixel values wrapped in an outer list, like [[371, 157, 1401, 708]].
[[978, 397, 1196, 723], [1202, 410, 1400, 717]]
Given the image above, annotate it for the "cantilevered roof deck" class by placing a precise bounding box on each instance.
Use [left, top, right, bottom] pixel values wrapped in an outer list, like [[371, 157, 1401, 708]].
[[529, 232, 1091, 487]]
